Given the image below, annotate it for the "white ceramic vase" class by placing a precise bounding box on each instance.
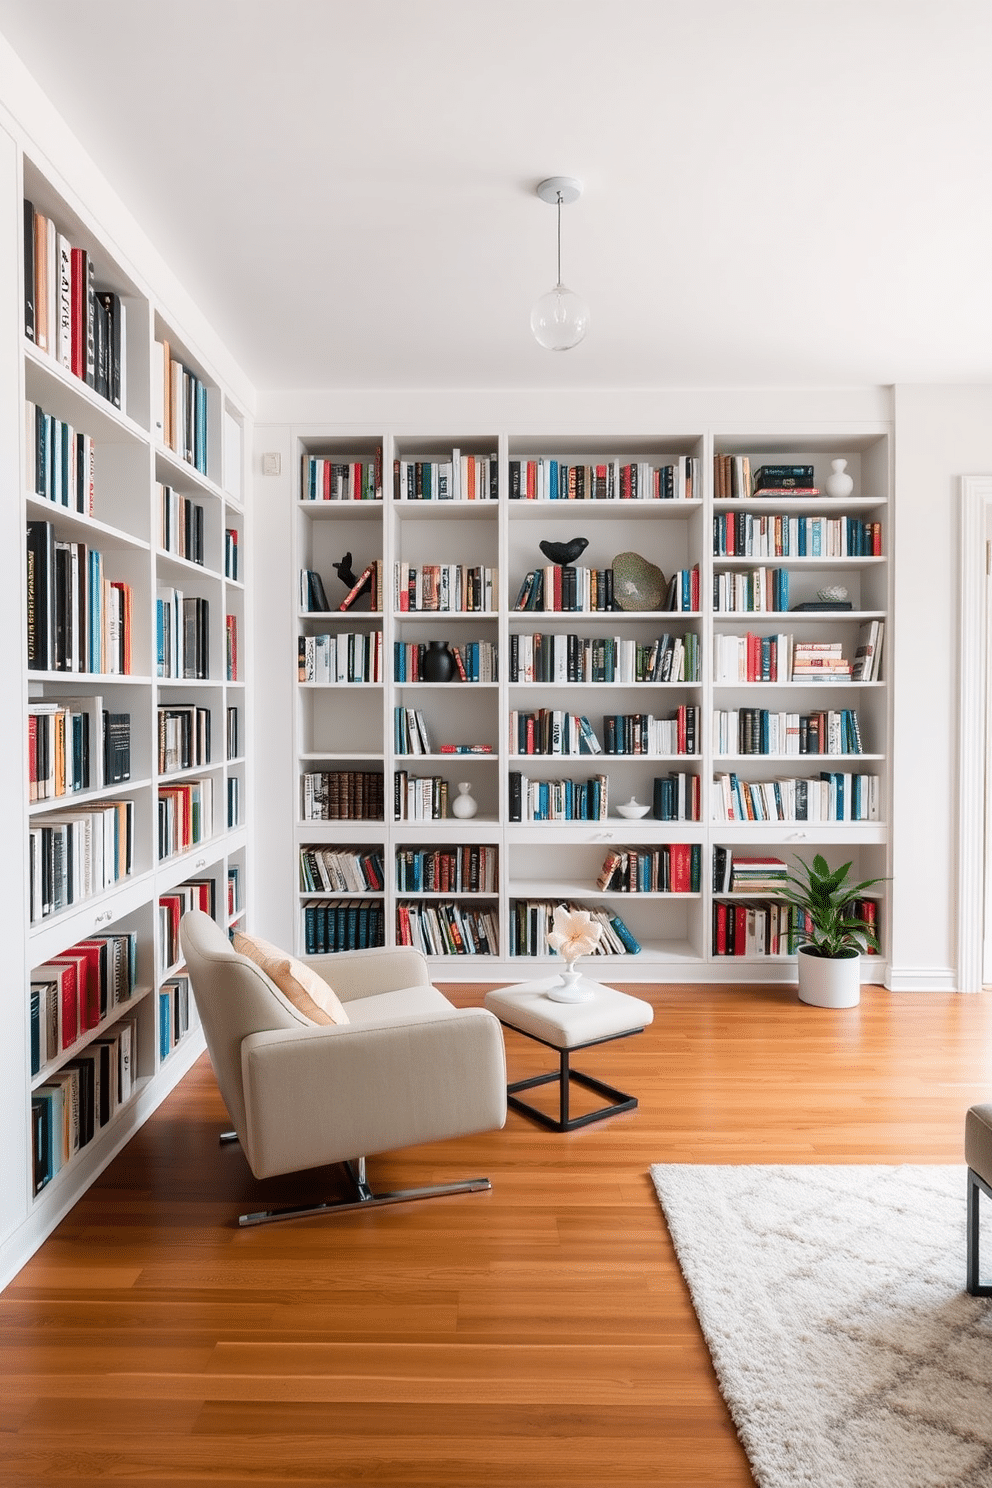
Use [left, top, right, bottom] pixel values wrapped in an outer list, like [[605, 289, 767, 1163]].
[[451, 782, 478, 819], [825, 458, 854, 498], [796, 945, 861, 1008], [546, 959, 596, 1003]]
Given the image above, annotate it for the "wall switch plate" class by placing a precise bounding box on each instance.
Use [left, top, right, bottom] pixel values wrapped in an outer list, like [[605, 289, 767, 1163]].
[[261, 452, 282, 476]]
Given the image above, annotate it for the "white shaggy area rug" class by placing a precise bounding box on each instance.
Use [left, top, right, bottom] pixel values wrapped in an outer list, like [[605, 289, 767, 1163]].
[[650, 1164, 992, 1488]]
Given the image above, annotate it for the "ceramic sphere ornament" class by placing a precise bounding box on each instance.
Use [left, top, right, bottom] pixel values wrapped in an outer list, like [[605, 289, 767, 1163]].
[[825, 459, 855, 498], [451, 782, 478, 820], [612, 552, 666, 611]]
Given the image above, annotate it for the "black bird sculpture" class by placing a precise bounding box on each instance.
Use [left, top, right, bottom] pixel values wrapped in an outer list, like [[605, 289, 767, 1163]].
[[539, 536, 589, 567], [332, 552, 360, 589]]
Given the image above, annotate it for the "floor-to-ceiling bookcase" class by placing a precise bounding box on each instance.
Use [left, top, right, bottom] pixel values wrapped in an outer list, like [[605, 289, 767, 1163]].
[[288, 425, 891, 984], [0, 122, 252, 1287]]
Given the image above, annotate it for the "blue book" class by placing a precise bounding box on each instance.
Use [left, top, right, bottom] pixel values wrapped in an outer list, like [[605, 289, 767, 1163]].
[[610, 914, 642, 954]]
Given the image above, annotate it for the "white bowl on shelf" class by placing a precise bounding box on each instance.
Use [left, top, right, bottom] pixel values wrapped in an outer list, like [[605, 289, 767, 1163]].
[[615, 798, 650, 820]]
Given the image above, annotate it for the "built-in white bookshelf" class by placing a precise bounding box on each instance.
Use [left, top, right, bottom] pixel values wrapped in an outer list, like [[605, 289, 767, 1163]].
[[1, 132, 252, 1288], [288, 428, 891, 983]]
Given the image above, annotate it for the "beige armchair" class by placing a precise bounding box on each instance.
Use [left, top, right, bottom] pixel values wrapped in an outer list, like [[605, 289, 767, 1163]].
[[179, 910, 507, 1226]]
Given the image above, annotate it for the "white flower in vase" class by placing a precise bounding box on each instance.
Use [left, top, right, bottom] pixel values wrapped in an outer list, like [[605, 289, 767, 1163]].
[[546, 905, 603, 1002]]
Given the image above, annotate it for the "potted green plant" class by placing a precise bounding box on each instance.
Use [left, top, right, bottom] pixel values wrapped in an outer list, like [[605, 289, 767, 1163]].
[[780, 854, 885, 1008]]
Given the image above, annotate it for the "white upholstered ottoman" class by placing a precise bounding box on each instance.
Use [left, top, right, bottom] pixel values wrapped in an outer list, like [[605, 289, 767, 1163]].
[[484, 976, 654, 1132]]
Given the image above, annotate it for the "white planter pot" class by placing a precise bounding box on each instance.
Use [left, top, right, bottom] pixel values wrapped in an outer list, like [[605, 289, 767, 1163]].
[[796, 946, 861, 1008]]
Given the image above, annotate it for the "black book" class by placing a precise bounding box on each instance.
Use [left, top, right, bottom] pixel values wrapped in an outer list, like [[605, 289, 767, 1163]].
[[308, 570, 330, 611], [753, 464, 814, 486], [93, 296, 110, 399], [96, 291, 123, 408], [791, 600, 854, 611], [24, 200, 35, 341], [26, 519, 55, 671]]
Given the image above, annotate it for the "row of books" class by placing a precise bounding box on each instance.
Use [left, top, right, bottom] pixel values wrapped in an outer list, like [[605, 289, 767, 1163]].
[[159, 878, 215, 972], [713, 567, 791, 614], [714, 459, 820, 500], [225, 528, 239, 581], [509, 900, 641, 957], [712, 851, 790, 894], [512, 565, 616, 613], [158, 704, 211, 774], [395, 706, 434, 755], [301, 770, 385, 822], [508, 631, 699, 684], [394, 771, 450, 821], [301, 899, 385, 954], [713, 708, 865, 756], [24, 200, 126, 409], [31, 931, 137, 1073], [395, 845, 499, 894], [596, 842, 702, 894], [603, 710, 700, 756], [509, 456, 700, 502], [159, 976, 191, 1061], [714, 771, 881, 823], [299, 847, 385, 895], [394, 563, 497, 613], [156, 589, 210, 679], [394, 452, 497, 502], [26, 401, 95, 515], [303, 453, 383, 502], [29, 799, 134, 922], [159, 484, 204, 565], [712, 900, 878, 956], [154, 339, 208, 475], [394, 639, 497, 683], [653, 771, 702, 821], [397, 900, 498, 957], [667, 565, 701, 613], [509, 771, 609, 822], [713, 513, 882, 558], [298, 631, 383, 683], [157, 780, 213, 860], [27, 521, 133, 674], [792, 641, 851, 682], [299, 559, 385, 615], [509, 709, 601, 756], [31, 1016, 137, 1195], [28, 698, 130, 800]]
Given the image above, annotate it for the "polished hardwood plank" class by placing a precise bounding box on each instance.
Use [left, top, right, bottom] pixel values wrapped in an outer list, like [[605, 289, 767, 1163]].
[[1, 981, 989, 1486]]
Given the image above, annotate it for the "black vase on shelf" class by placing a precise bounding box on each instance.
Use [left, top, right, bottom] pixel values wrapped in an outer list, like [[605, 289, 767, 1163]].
[[422, 639, 457, 682]]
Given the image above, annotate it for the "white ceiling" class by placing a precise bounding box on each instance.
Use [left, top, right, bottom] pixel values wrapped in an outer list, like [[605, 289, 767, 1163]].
[[2, 0, 991, 394]]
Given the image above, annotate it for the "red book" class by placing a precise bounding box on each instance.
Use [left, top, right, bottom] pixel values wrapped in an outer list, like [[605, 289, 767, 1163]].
[[715, 901, 727, 955], [676, 705, 687, 755], [47, 955, 88, 1047], [670, 843, 691, 895], [734, 905, 748, 956], [69, 247, 88, 380], [323, 460, 331, 500], [69, 941, 108, 1030]]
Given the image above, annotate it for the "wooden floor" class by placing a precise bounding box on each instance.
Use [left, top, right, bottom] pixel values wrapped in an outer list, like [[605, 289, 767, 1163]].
[[1, 980, 990, 1487]]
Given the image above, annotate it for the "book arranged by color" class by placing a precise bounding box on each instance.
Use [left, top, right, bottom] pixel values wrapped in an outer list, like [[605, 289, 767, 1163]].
[[713, 771, 880, 822], [394, 639, 497, 682], [508, 456, 700, 501], [28, 800, 134, 922], [30, 930, 137, 1074], [158, 879, 216, 972], [713, 631, 793, 683], [28, 695, 107, 800], [604, 710, 699, 756], [509, 900, 641, 957], [302, 451, 382, 501], [596, 842, 701, 893], [302, 899, 386, 954], [714, 512, 881, 558], [508, 709, 603, 756], [25, 401, 95, 514], [714, 458, 820, 499], [713, 566, 790, 613], [665, 566, 701, 612], [300, 846, 385, 894], [31, 1015, 137, 1194], [512, 565, 616, 612], [508, 771, 609, 823], [711, 895, 878, 957], [397, 900, 499, 957], [653, 771, 702, 821], [394, 450, 496, 501], [159, 976, 190, 1060], [301, 770, 384, 821], [157, 778, 213, 860], [713, 707, 864, 756], [299, 631, 383, 683], [715, 852, 790, 894], [154, 339, 207, 474], [394, 562, 496, 612], [791, 641, 851, 682], [395, 845, 498, 895], [508, 631, 699, 684], [394, 772, 450, 821], [158, 484, 204, 564], [227, 865, 241, 918], [27, 520, 134, 674]]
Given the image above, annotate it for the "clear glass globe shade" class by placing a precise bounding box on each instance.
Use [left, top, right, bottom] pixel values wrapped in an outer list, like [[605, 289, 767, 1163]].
[[530, 283, 590, 351]]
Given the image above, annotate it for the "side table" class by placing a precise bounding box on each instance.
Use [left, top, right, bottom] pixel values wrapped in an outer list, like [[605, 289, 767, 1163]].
[[484, 976, 654, 1132]]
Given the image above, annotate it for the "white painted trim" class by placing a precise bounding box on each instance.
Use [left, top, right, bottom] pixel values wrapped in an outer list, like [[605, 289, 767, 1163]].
[[885, 966, 958, 993], [956, 476, 992, 992]]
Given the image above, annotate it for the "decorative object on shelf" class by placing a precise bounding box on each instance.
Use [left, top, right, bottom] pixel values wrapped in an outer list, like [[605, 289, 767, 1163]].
[[616, 797, 650, 819], [421, 639, 458, 682], [451, 782, 478, 819], [539, 536, 589, 566], [530, 176, 590, 352], [817, 586, 849, 603], [332, 551, 360, 589], [612, 551, 665, 612], [780, 853, 886, 1009], [545, 904, 603, 1002], [824, 459, 855, 498]]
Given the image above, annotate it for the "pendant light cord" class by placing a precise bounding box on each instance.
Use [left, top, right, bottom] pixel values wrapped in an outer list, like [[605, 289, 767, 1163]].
[[556, 190, 563, 287]]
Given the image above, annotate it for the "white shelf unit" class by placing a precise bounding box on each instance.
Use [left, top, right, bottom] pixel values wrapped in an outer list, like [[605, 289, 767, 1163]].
[[6, 147, 252, 1283], [288, 427, 891, 983]]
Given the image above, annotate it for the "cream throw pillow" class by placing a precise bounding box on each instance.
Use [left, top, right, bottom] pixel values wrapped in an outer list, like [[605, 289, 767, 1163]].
[[232, 932, 349, 1026]]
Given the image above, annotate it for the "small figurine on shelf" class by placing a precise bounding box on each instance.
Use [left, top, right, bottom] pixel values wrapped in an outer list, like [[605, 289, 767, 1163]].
[[539, 536, 589, 566], [451, 782, 478, 819], [332, 551, 361, 589]]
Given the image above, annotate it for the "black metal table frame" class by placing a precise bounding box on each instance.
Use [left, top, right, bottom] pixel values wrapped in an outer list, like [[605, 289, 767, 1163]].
[[496, 1019, 645, 1132]]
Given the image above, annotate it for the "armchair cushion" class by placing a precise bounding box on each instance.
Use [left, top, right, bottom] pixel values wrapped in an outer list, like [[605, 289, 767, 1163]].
[[232, 931, 349, 1025]]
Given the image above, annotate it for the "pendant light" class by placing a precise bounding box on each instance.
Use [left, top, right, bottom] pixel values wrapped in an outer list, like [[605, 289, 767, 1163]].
[[530, 176, 589, 351]]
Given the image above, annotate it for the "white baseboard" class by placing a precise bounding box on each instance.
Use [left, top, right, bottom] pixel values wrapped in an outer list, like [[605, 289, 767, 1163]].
[[885, 966, 961, 992]]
